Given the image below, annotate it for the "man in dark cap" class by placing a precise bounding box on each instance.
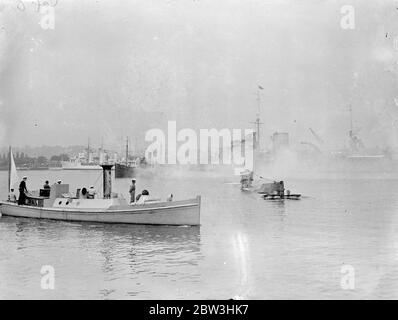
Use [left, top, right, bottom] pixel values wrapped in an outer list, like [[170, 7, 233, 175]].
[[18, 176, 28, 205], [129, 178, 136, 203]]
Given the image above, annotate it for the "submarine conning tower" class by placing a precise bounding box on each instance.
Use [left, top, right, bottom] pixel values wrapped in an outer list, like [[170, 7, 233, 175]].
[[101, 164, 114, 199]]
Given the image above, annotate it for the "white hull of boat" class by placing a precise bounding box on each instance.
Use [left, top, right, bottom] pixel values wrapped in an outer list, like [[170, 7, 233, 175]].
[[0, 197, 201, 226], [61, 161, 106, 170], [62, 165, 115, 170], [62, 166, 102, 170]]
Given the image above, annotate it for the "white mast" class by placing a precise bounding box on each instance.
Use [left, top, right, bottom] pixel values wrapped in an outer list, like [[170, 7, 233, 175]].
[[8, 146, 19, 192], [8, 146, 11, 193]]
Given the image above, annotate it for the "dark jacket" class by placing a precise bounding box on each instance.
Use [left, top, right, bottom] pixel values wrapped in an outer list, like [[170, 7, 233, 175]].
[[19, 180, 27, 193], [18, 180, 28, 205]]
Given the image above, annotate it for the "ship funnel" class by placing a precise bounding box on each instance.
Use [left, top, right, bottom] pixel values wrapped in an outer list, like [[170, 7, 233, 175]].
[[101, 164, 114, 198]]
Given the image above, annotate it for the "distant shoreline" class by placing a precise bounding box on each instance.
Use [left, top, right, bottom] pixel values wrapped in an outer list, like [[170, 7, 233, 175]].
[[0, 167, 52, 171]]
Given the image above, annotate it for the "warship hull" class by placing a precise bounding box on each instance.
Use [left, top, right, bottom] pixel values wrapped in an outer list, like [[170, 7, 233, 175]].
[[115, 163, 135, 178]]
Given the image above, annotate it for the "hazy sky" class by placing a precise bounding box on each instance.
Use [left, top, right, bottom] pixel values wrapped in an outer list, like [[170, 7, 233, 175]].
[[1, 0, 398, 151]]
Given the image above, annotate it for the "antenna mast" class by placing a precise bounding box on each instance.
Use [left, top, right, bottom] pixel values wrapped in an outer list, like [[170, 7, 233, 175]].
[[87, 138, 90, 163], [8, 146, 11, 192], [251, 87, 264, 149], [126, 137, 129, 166]]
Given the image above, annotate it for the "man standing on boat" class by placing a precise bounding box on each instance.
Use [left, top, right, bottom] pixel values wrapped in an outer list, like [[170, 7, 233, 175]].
[[18, 176, 28, 205], [129, 179, 136, 203]]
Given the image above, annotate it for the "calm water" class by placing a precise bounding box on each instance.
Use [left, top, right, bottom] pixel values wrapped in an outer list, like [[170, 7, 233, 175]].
[[1, 167, 398, 299]]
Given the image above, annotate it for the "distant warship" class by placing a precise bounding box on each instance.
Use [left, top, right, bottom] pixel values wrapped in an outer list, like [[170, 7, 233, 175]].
[[115, 137, 136, 178]]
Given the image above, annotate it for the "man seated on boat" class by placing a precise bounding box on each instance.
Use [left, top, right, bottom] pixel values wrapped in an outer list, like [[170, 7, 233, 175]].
[[43, 181, 51, 189], [8, 188, 17, 203], [80, 187, 88, 199], [136, 189, 149, 204], [87, 186, 97, 199]]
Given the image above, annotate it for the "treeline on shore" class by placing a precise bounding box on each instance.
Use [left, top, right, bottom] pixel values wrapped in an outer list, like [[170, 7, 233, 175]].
[[0, 152, 70, 169]]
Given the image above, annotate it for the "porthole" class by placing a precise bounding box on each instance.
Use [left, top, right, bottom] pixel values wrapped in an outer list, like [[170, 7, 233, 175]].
[[58, 201, 62, 205], [66, 201, 69, 205]]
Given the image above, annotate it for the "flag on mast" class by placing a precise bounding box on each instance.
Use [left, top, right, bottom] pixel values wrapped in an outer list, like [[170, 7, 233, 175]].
[[8, 147, 19, 192]]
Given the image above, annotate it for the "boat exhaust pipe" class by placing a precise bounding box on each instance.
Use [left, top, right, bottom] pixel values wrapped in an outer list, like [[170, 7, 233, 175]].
[[101, 164, 114, 199]]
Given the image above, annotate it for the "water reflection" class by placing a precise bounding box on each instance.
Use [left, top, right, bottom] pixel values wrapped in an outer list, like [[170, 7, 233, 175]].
[[14, 219, 32, 251], [94, 224, 201, 276], [268, 200, 287, 220], [232, 231, 250, 298], [0, 216, 201, 298], [3, 216, 200, 245]]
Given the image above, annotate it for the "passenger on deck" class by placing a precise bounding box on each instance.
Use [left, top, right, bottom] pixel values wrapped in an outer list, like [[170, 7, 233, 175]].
[[43, 181, 51, 189], [136, 189, 149, 204], [8, 188, 17, 203], [18, 176, 28, 205], [80, 187, 88, 199], [278, 181, 285, 198], [57, 180, 62, 184], [240, 170, 253, 190], [167, 194, 173, 202], [129, 179, 136, 203], [88, 186, 96, 199]]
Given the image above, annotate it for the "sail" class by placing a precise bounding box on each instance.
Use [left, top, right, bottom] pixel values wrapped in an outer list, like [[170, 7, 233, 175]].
[[9, 147, 19, 192]]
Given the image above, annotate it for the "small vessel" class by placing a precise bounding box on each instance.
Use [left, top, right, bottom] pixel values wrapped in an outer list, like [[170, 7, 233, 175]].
[[115, 137, 136, 178], [62, 139, 104, 170], [62, 160, 102, 170], [257, 181, 301, 200], [240, 171, 301, 200], [236, 86, 301, 199], [262, 193, 301, 200], [115, 162, 135, 177], [0, 148, 201, 226]]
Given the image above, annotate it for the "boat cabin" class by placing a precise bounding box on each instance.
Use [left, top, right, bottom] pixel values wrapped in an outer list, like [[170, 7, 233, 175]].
[[27, 183, 76, 207], [25, 183, 128, 209]]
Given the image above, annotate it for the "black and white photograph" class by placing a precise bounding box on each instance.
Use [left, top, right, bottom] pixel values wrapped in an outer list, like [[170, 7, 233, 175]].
[[1, 0, 398, 303]]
